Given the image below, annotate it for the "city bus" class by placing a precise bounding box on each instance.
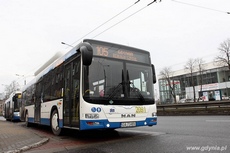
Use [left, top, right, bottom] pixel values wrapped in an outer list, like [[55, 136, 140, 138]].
[[21, 39, 157, 135], [4, 91, 22, 121]]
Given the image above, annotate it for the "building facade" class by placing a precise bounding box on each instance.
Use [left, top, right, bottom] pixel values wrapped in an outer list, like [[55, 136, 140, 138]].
[[158, 62, 230, 104]]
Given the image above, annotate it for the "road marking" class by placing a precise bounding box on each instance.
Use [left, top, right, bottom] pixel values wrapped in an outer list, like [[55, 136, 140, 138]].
[[206, 120, 230, 123]]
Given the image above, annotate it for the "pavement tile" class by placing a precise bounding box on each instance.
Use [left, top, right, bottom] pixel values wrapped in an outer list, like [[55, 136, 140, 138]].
[[0, 120, 48, 153]]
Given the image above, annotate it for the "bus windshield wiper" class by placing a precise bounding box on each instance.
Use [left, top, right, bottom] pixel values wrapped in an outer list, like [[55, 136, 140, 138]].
[[107, 70, 125, 100], [107, 83, 123, 100], [130, 82, 145, 102]]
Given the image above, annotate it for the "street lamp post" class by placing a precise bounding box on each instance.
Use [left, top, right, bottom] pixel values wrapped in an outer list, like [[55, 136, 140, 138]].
[[61, 42, 74, 47]]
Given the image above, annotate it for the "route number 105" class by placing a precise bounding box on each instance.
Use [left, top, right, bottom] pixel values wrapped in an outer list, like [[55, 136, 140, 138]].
[[96, 46, 108, 57]]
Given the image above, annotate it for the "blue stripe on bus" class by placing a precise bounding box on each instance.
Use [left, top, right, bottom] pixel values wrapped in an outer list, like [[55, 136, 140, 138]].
[[40, 118, 50, 125], [27, 118, 64, 128], [80, 117, 157, 130], [27, 117, 156, 130], [40, 118, 64, 127], [13, 116, 20, 121], [28, 117, 34, 123]]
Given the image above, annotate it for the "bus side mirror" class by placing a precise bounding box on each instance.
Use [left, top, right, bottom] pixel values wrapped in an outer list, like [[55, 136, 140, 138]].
[[80, 43, 93, 66], [152, 64, 156, 84], [12, 96, 17, 102]]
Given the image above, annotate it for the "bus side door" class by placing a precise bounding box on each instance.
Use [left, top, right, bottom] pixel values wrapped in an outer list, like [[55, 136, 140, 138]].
[[64, 57, 80, 127]]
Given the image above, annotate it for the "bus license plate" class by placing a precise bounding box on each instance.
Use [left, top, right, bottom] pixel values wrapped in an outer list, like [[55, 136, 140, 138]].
[[121, 122, 136, 128]]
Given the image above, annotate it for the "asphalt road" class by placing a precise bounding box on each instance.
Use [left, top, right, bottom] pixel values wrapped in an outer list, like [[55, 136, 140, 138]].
[[24, 116, 230, 153]]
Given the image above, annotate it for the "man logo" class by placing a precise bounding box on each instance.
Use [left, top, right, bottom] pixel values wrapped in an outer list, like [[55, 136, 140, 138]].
[[121, 114, 136, 118]]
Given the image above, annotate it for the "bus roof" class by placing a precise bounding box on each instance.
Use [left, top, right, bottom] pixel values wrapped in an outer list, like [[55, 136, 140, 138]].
[[34, 51, 65, 76]]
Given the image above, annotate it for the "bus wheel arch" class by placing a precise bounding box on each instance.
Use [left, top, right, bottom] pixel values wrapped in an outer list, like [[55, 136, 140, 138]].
[[50, 107, 62, 136]]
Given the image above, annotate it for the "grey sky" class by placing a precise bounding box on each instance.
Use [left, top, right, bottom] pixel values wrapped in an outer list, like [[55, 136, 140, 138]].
[[0, 0, 230, 93]]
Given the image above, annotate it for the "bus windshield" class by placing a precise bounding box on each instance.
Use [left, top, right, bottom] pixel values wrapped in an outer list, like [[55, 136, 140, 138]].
[[14, 94, 21, 112], [83, 57, 154, 105]]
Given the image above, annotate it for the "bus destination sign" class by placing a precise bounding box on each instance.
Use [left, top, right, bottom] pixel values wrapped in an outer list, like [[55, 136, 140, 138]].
[[93, 45, 150, 64]]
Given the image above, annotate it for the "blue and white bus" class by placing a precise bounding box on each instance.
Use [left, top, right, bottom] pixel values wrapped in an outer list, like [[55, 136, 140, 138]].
[[4, 91, 22, 121], [21, 39, 157, 135]]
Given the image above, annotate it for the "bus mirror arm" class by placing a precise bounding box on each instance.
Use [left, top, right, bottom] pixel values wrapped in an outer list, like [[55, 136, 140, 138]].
[[12, 96, 16, 102], [151, 64, 156, 84], [79, 42, 93, 66]]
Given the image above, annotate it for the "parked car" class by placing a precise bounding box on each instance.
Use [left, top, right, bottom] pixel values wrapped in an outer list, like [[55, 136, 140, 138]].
[[178, 98, 186, 103], [178, 98, 194, 103], [222, 95, 230, 100]]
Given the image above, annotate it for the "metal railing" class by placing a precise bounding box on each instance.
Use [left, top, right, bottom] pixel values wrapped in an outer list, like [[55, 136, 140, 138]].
[[157, 100, 230, 115]]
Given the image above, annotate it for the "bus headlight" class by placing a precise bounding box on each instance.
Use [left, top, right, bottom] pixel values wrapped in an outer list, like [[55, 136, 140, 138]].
[[85, 113, 99, 119]]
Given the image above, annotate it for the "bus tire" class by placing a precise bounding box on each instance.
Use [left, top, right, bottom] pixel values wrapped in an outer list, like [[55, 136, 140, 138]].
[[51, 109, 62, 136]]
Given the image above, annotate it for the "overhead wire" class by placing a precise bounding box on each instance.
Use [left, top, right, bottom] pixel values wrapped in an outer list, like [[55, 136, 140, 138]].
[[67, 0, 229, 47], [70, 0, 141, 47], [172, 0, 230, 14], [26, 0, 158, 82], [24, 1, 145, 84], [92, 0, 159, 39]]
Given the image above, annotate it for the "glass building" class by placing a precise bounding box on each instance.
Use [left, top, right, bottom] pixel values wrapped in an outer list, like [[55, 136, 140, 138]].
[[158, 62, 230, 104]]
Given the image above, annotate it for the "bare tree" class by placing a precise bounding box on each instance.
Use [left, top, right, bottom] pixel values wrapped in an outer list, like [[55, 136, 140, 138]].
[[4, 81, 20, 98], [184, 58, 196, 102], [159, 67, 177, 104], [214, 38, 230, 69], [196, 58, 205, 101]]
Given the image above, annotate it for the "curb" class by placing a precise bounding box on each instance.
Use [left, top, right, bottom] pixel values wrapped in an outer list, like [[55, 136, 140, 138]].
[[5, 138, 49, 153]]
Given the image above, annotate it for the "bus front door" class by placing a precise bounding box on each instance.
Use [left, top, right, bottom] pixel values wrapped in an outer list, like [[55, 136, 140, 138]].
[[35, 82, 42, 123], [34, 100, 40, 123], [64, 57, 80, 128]]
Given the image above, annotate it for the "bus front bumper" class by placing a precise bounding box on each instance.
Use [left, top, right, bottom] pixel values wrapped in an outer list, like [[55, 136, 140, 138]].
[[80, 117, 157, 130]]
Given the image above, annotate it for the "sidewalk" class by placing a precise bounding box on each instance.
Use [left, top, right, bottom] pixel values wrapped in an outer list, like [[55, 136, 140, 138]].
[[0, 118, 49, 153]]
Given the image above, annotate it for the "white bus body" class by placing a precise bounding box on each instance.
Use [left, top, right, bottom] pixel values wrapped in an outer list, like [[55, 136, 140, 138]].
[[22, 39, 157, 135], [4, 91, 21, 121]]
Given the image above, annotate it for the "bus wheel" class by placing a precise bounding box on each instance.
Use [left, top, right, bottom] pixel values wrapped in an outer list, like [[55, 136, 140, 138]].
[[51, 109, 62, 136]]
